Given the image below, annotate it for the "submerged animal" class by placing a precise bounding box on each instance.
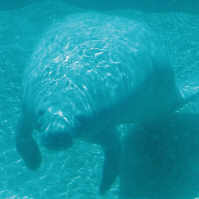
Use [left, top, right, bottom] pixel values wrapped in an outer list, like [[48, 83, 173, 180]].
[[120, 112, 199, 199], [15, 12, 198, 194]]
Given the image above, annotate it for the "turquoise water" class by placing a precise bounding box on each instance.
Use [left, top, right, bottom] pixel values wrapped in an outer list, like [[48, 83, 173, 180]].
[[0, 0, 199, 199]]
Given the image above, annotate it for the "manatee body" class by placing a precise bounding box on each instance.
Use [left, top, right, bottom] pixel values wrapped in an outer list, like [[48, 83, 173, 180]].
[[120, 112, 199, 199], [16, 12, 182, 194]]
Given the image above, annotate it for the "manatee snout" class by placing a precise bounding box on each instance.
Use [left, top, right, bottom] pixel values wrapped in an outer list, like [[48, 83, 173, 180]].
[[41, 130, 73, 151], [40, 114, 73, 151]]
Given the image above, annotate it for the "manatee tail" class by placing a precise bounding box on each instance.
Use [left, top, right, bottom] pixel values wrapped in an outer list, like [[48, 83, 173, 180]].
[[95, 127, 121, 195], [16, 115, 41, 170]]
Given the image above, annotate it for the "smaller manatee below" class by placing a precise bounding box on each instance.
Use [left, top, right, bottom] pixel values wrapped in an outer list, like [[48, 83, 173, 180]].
[[120, 112, 199, 199]]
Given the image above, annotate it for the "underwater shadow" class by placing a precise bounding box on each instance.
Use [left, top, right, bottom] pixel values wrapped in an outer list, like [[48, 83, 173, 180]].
[[120, 112, 199, 199]]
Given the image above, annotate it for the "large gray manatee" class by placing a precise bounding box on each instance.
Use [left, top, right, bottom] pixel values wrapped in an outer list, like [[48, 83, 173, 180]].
[[15, 12, 197, 194]]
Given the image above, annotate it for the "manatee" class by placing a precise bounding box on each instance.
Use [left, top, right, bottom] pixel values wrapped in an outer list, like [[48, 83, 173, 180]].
[[15, 12, 198, 194], [120, 112, 199, 199]]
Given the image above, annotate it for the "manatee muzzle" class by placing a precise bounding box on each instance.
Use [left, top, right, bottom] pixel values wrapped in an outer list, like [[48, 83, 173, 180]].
[[41, 119, 73, 151]]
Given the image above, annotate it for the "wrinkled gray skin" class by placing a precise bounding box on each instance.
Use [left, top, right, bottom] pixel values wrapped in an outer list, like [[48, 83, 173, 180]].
[[16, 12, 194, 195]]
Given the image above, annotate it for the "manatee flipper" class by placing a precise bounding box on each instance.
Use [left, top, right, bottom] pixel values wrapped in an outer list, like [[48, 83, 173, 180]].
[[94, 127, 121, 195], [16, 115, 41, 170]]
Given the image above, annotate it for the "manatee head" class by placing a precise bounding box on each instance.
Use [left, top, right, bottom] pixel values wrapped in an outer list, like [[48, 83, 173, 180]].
[[36, 104, 76, 151]]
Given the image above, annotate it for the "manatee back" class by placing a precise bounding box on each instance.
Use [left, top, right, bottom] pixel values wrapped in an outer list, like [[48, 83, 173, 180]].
[[23, 13, 164, 122], [23, 13, 179, 132]]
